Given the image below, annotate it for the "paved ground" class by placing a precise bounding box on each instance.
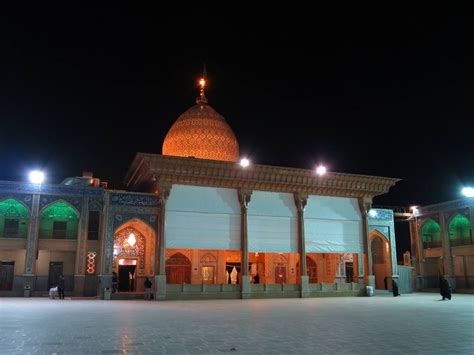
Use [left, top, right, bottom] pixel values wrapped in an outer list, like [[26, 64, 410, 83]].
[[0, 293, 473, 354]]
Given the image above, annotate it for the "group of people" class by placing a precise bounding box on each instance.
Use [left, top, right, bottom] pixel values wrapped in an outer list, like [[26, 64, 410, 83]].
[[385, 275, 452, 300]]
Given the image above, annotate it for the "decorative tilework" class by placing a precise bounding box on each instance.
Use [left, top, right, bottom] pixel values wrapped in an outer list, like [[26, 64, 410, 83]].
[[109, 193, 159, 207]]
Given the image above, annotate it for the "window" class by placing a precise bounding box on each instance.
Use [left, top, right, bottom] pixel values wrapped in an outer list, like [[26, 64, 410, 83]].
[[4, 219, 19, 237], [87, 211, 100, 240], [52, 221, 67, 239]]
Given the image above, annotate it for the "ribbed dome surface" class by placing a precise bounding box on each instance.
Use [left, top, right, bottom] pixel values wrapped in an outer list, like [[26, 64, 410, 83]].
[[162, 103, 239, 162]]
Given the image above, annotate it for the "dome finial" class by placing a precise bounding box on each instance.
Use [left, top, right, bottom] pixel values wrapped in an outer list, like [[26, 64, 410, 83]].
[[196, 64, 208, 105]]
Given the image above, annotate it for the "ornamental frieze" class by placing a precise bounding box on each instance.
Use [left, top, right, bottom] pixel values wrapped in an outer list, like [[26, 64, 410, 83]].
[[0, 181, 103, 196], [109, 193, 159, 207], [367, 209, 393, 221]]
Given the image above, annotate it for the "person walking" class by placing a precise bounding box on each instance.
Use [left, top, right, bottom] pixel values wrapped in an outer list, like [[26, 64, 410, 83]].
[[58, 274, 65, 300], [391, 278, 400, 297], [144, 277, 153, 300], [440, 276, 452, 300]]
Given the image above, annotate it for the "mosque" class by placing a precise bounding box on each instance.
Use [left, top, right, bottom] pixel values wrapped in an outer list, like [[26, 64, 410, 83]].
[[0, 79, 400, 299]]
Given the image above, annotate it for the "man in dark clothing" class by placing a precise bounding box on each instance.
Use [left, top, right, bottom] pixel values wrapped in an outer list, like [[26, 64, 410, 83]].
[[391, 279, 400, 297], [58, 275, 65, 300], [440, 277, 452, 300], [253, 274, 260, 284], [144, 277, 153, 300]]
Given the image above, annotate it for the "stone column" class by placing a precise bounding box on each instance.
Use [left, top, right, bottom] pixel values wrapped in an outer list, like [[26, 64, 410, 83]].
[[411, 218, 425, 290], [155, 184, 171, 301], [24, 193, 40, 292], [98, 192, 112, 299], [74, 196, 89, 296], [294, 192, 309, 298], [358, 197, 372, 287], [238, 189, 252, 299], [439, 212, 455, 289]]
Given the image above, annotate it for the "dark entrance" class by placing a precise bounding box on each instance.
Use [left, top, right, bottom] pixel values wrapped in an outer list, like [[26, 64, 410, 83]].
[[118, 265, 137, 291], [48, 261, 63, 289], [345, 262, 354, 283], [0, 260, 15, 291]]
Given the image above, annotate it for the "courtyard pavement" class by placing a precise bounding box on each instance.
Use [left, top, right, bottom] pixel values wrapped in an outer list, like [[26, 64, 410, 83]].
[[0, 293, 473, 354]]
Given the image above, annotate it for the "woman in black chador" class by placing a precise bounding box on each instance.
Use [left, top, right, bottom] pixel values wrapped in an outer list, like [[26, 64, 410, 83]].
[[439, 276, 452, 300], [391, 279, 400, 297]]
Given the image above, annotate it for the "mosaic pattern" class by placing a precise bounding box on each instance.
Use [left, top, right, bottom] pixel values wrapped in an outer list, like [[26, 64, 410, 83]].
[[86, 251, 97, 274], [162, 103, 239, 162], [114, 227, 146, 274], [40, 195, 82, 212], [110, 193, 159, 207], [368, 209, 393, 221], [0, 194, 33, 209]]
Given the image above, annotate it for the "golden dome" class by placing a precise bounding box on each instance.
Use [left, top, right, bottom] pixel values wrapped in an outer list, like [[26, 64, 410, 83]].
[[162, 88, 239, 162]]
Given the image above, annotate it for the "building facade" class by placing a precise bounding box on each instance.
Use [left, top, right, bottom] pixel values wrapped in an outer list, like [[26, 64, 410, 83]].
[[410, 198, 474, 291], [0, 82, 400, 299]]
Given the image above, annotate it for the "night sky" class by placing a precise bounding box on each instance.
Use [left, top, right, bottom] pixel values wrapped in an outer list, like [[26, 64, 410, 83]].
[[1, 9, 473, 212]]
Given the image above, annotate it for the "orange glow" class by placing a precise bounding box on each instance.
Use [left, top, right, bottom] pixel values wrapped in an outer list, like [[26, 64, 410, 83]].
[[127, 233, 136, 247], [199, 78, 206, 88]]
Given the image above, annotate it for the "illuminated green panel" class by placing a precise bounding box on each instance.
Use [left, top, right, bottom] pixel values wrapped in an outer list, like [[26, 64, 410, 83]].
[[39, 201, 79, 239], [448, 214, 472, 245], [421, 219, 441, 247], [0, 198, 29, 238]]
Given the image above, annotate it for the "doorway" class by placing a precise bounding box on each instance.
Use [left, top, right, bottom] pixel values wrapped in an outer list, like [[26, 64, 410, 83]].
[[0, 261, 14, 291], [118, 264, 137, 292], [48, 261, 63, 289], [166, 253, 191, 284], [225, 263, 241, 284], [275, 265, 287, 284], [345, 262, 354, 283]]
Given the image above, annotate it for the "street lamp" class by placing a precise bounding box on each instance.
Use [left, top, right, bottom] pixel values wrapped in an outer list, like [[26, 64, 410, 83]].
[[240, 158, 250, 168], [461, 187, 474, 198], [29, 170, 45, 184], [316, 165, 327, 176]]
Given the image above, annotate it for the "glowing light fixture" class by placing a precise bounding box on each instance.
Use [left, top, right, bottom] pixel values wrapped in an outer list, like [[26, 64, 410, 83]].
[[368, 209, 378, 218], [316, 165, 327, 176], [240, 158, 250, 168], [462, 187, 474, 198], [29, 170, 45, 184], [199, 78, 206, 88], [127, 233, 137, 247]]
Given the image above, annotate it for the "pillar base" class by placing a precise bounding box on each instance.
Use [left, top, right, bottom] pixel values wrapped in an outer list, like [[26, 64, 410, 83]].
[[22, 274, 36, 297], [74, 275, 85, 296], [241, 275, 251, 299], [358, 276, 365, 285], [155, 275, 167, 301], [300, 276, 310, 298], [98, 275, 112, 300], [368, 275, 375, 288]]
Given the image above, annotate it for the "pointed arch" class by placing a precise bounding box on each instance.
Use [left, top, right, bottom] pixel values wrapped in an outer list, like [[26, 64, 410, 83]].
[[166, 252, 191, 284], [369, 230, 391, 290], [113, 218, 156, 277], [448, 214, 472, 246], [0, 198, 30, 238], [39, 200, 79, 239], [420, 218, 442, 249]]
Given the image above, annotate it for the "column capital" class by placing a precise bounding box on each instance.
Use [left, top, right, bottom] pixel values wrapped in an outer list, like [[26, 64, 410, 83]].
[[293, 192, 308, 213], [156, 183, 172, 204], [358, 197, 373, 215], [238, 189, 252, 210]]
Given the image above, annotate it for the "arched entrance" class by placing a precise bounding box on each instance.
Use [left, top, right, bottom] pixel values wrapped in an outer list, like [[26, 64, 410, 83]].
[[274, 254, 288, 284], [166, 253, 191, 284], [296, 256, 318, 283], [113, 219, 155, 292], [370, 231, 391, 290]]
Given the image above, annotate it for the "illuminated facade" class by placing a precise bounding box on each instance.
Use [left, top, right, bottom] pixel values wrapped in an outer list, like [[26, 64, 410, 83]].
[[409, 199, 474, 291], [0, 80, 400, 299]]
